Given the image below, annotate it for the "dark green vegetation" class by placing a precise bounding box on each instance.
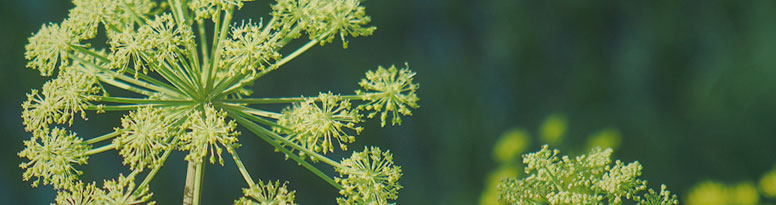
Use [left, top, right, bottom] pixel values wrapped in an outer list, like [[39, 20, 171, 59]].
[[1, 0, 775, 204]]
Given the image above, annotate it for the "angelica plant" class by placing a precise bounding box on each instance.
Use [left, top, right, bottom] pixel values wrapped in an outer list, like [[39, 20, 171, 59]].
[[498, 145, 678, 205], [19, 0, 418, 204]]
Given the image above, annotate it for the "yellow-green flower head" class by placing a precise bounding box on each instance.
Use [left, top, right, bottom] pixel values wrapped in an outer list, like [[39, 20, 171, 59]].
[[21, 89, 58, 133], [69, 0, 156, 33], [146, 13, 196, 62], [54, 181, 104, 205], [181, 105, 240, 165], [356, 64, 419, 127], [18, 127, 90, 190], [272, 0, 376, 48], [640, 184, 679, 205], [335, 147, 402, 204], [98, 173, 155, 204], [499, 145, 678, 205], [25, 19, 81, 76], [596, 160, 647, 203], [108, 24, 154, 73], [278, 92, 362, 154], [222, 20, 282, 75], [234, 180, 296, 205], [115, 106, 176, 170], [190, 0, 254, 21], [68, 0, 113, 32], [22, 69, 99, 133]]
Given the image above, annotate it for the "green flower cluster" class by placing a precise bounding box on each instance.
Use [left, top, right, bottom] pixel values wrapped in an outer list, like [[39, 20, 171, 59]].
[[336, 147, 403, 204], [234, 180, 295, 205], [19, 0, 417, 204], [499, 145, 678, 204]]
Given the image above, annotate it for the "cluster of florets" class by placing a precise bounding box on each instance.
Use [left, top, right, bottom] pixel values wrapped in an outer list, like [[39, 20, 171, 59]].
[[53, 173, 154, 205], [498, 145, 678, 204], [272, 0, 375, 48], [18, 128, 89, 190], [278, 92, 362, 154], [234, 180, 296, 205], [180, 105, 239, 165], [335, 147, 403, 204], [20, 0, 416, 204], [356, 64, 420, 127], [116, 106, 175, 170]]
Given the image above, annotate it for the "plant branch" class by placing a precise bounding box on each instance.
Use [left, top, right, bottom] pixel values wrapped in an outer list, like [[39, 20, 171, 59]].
[[230, 113, 343, 189]]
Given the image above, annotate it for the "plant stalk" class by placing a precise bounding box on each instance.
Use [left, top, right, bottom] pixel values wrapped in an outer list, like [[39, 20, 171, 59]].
[[182, 161, 205, 205]]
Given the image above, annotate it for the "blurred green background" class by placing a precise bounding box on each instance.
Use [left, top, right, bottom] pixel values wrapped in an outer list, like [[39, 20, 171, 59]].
[[2, 0, 776, 204]]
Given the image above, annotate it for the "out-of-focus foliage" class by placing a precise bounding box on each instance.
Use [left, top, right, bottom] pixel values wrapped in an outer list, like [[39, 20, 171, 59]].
[[585, 128, 621, 151], [686, 166, 776, 205], [685, 181, 759, 205], [492, 128, 530, 164], [539, 113, 566, 146], [761, 167, 776, 199], [480, 128, 529, 205]]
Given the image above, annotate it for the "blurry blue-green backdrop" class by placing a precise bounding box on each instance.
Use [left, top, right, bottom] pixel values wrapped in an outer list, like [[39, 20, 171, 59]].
[[1, 0, 776, 204]]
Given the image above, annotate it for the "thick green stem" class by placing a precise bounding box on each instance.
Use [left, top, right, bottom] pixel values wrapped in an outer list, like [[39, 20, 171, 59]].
[[193, 162, 205, 205], [183, 161, 204, 205]]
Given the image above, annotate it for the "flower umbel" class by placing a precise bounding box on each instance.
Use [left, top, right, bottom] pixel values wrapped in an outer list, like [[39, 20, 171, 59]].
[[54, 181, 104, 205], [221, 20, 282, 75], [356, 63, 420, 127], [21, 68, 99, 133], [115, 106, 176, 170], [335, 147, 403, 204], [24, 19, 82, 76], [20, 0, 416, 203], [18, 127, 90, 190], [278, 92, 362, 154], [272, 0, 376, 48], [98, 173, 155, 204], [234, 180, 296, 205], [180, 105, 239, 165]]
